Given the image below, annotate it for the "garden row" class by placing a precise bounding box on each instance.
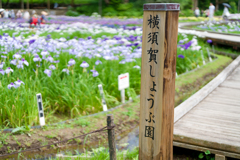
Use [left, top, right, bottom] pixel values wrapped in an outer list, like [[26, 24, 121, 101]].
[[0, 18, 213, 128]]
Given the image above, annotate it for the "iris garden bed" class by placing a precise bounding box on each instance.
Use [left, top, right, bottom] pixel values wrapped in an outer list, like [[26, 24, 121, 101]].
[[193, 21, 240, 35], [0, 17, 227, 129]]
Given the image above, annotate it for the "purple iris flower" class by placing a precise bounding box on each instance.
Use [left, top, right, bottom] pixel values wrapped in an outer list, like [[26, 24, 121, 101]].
[[33, 55, 42, 62], [14, 80, 24, 87], [46, 56, 54, 63], [179, 40, 184, 43], [44, 69, 52, 77], [178, 54, 185, 59], [5, 67, 13, 74], [90, 70, 99, 77], [134, 43, 139, 46], [19, 59, 29, 66], [17, 64, 24, 69], [41, 51, 49, 57], [1, 55, 7, 59], [80, 61, 89, 68], [0, 69, 5, 75], [62, 68, 69, 75], [29, 39, 35, 45], [0, 62, 5, 68], [7, 82, 17, 89], [207, 39, 212, 43], [68, 59, 76, 66], [49, 64, 56, 70], [95, 60, 102, 65], [53, 60, 60, 63], [13, 53, 22, 59]]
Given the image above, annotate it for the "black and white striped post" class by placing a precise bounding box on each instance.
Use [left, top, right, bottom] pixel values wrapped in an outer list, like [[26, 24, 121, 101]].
[[36, 93, 45, 126]]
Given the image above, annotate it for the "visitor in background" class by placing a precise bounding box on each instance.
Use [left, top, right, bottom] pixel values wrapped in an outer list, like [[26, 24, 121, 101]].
[[222, 5, 230, 20], [23, 11, 30, 20], [32, 10, 36, 15], [29, 13, 39, 27], [195, 7, 200, 17], [39, 11, 48, 24], [16, 10, 22, 18], [209, 3, 215, 23], [201, 9, 204, 17], [205, 9, 209, 17], [3, 9, 9, 18], [11, 10, 15, 19]]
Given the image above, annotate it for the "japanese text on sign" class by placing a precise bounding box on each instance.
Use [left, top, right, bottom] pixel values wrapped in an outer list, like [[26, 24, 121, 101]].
[[144, 14, 160, 140]]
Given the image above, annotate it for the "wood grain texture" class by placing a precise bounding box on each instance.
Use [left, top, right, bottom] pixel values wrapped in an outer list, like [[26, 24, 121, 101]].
[[215, 154, 226, 160], [173, 63, 240, 158], [139, 10, 179, 160], [174, 56, 240, 123]]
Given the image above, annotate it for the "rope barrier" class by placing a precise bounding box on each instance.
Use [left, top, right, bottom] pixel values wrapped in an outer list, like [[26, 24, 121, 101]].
[[0, 125, 115, 158]]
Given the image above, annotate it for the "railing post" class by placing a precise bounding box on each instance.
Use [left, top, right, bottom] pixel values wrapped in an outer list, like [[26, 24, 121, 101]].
[[107, 114, 116, 160]]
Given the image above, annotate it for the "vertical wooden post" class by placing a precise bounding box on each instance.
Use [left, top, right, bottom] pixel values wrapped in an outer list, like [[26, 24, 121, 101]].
[[139, 3, 179, 160], [71, 0, 74, 7], [99, 0, 102, 17], [21, 0, 24, 9], [47, 0, 50, 10], [27, 0, 29, 9], [0, 0, 2, 9], [107, 115, 116, 160]]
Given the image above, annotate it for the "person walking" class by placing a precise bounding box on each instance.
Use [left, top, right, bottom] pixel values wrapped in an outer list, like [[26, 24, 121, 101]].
[[16, 10, 22, 18], [222, 5, 230, 20], [11, 10, 15, 19], [3, 9, 9, 18], [195, 7, 200, 17], [209, 3, 215, 23]]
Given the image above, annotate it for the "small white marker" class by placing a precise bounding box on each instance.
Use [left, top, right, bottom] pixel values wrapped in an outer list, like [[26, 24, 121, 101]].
[[118, 73, 129, 103], [36, 93, 45, 126], [201, 50, 206, 65], [98, 84, 108, 111], [207, 48, 212, 62]]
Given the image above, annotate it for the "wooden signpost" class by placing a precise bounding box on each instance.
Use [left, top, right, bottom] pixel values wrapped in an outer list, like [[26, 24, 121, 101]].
[[139, 3, 180, 160]]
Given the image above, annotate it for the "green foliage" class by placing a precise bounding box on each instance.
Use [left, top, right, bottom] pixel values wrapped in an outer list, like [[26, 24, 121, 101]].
[[116, 3, 133, 11], [229, 1, 238, 13], [65, 10, 80, 17], [76, 4, 99, 16], [198, 150, 214, 160], [179, 9, 194, 17], [11, 125, 31, 134], [103, 6, 118, 16], [215, 10, 223, 16]]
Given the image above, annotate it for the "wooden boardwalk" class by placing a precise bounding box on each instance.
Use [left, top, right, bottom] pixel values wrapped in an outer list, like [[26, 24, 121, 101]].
[[179, 22, 240, 47], [173, 56, 240, 159]]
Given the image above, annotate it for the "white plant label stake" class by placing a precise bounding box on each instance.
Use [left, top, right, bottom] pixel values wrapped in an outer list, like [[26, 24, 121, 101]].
[[98, 84, 108, 111], [118, 73, 130, 103], [201, 50, 206, 65], [36, 93, 45, 126], [207, 48, 212, 62]]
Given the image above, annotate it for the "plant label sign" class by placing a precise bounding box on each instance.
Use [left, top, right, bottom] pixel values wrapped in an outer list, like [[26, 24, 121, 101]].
[[118, 73, 129, 103], [118, 73, 129, 91], [36, 93, 45, 126], [98, 84, 108, 111]]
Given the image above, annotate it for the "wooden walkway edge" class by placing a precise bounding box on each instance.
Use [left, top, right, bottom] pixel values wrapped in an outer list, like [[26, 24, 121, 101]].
[[174, 56, 240, 123], [174, 56, 240, 159]]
